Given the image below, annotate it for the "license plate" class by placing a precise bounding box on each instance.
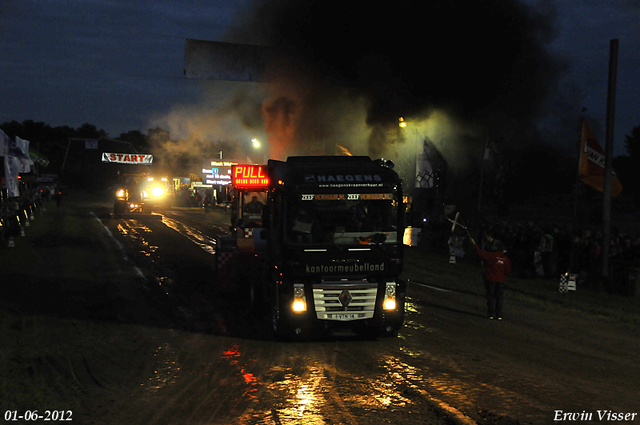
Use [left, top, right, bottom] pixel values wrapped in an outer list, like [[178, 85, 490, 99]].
[[331, 313, 357, 320]]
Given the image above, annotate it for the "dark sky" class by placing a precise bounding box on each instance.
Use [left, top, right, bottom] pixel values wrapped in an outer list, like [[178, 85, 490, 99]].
[[1, 0, 638, 157]]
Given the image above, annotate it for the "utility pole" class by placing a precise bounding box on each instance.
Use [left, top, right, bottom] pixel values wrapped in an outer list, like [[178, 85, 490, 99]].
[[602, 39, 618, 282]]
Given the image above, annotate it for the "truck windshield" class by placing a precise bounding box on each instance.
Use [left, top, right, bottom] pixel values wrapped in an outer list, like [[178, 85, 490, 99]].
[[286, 193, 399, 245]]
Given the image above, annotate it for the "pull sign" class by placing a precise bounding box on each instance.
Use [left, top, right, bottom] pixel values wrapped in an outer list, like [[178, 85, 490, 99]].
[[232, 164, 269, 189]]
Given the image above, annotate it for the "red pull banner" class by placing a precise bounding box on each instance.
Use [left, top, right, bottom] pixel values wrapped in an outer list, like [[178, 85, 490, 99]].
[[232, 164, 269, 188]]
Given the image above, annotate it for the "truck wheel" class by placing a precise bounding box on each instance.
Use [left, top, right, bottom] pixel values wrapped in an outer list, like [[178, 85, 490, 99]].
[[381, 323, 403, 338]]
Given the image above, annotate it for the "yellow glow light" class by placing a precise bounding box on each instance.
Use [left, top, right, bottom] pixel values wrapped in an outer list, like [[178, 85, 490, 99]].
[[292, 300, 307, 313], [151, 186, 165, 197], [383, 298, 397, 311]]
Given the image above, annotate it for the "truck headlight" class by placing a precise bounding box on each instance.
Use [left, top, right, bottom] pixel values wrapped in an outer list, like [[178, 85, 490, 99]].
[[116, 189, 126, 199], [383, 281, 397, 310], [151, 186, 165, 198], [292, 284, 307, 313]]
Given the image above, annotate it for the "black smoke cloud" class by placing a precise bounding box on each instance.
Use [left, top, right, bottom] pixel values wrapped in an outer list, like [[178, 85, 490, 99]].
[[221, 0, 569, 202], [235, 0, 562, 129]]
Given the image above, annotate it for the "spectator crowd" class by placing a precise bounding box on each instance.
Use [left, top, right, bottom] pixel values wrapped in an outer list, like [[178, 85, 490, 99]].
[[423, 213, 640, 295]]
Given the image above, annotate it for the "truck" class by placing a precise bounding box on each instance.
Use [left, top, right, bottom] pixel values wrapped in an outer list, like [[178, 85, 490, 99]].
[[217, 156, 406, 339], [113, 174, 172, 214]]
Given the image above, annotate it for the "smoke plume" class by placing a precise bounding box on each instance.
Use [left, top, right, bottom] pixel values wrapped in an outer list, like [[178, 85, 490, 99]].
[[226, 0, 563, 168], [151, 0, 563, 193]]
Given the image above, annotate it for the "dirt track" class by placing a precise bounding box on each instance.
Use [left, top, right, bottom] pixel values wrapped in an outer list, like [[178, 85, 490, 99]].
[[2, 192, 639, 425]]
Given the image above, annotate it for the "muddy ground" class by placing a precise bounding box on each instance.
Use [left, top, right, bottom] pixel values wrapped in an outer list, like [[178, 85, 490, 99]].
[[1, 191, 638, 425]]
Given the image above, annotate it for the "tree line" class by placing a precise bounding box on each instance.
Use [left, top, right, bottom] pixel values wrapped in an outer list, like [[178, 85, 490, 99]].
[[1, 119, 640, 215]]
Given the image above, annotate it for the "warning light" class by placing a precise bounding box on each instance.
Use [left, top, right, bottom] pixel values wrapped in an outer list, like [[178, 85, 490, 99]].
[[232, 164, 269, 189]]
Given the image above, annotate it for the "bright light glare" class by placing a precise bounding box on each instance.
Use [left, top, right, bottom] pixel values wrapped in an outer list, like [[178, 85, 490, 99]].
[[292, 300, 307, 313], [399, 117, 407, 128], [116, 189, 125, 198], [252, 138, 260, 148], [151, 186, 165, 197], [383, 298, 397, 310]]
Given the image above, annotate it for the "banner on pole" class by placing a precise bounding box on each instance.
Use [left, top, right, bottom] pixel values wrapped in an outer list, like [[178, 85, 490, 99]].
[[16, 136, 34, 173], [415, 138, 434, 188], [102, 152, 153, 165], [579, 120, 623, 197], [1, 130, 23, 196]]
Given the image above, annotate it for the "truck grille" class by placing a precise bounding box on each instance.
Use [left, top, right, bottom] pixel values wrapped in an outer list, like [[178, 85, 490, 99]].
[[312, 281, 378, 321]]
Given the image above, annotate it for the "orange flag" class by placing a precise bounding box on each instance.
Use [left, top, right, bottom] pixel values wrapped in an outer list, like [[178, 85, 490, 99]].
[[579, 120, 623, 197]]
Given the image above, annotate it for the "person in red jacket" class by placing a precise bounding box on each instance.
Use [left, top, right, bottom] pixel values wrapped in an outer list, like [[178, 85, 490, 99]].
[[471, 231, 512, 320]]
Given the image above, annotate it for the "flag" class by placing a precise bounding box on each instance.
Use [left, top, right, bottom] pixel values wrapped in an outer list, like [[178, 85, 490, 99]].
[[1, 130, 21, 196], [16, 136, 34, 173], [336, 144, 353, 156], [0, 130, 28, 158], [483, 138, 496, 160], [579, 120, 623, 197], [29, 148, 50, 167], [4, 155, 21, 197], [0, 129, 10, 156], [415, 138, 434, 188]]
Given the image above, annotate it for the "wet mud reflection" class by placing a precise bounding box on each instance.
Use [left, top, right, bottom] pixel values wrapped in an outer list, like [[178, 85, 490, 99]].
[[378, 355, 477, 424], [143, 342, 180, 391], [402, 299, 435, 333], [157, 214, 217, 255], [221, 345, 260, 400], [116, 220, 158, 258], [266, 364, 327, 424]]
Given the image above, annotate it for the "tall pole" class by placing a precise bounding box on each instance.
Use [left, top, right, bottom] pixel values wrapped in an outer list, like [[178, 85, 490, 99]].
[[569, 114, 585, 273], [572, 115, 584, 220], [602, 39, 618, 282], [61, 139, 72, 171], [477, 137, 487, 212]]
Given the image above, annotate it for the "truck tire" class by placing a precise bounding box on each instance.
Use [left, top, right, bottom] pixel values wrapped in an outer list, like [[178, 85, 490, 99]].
[[382, 323, 402, 338]]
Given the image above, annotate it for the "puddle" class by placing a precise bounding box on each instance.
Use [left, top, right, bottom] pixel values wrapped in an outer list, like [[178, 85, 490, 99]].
[[156, 214, 217, 255]]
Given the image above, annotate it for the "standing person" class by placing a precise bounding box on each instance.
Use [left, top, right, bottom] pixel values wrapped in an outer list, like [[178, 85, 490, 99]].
[[471, 231, 512, 320], [203, 193, 211, 213], [245, 195, 264, 214]]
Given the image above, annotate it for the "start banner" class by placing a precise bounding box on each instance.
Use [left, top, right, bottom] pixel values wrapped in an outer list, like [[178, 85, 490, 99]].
[[102, 152, 153, 165]]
